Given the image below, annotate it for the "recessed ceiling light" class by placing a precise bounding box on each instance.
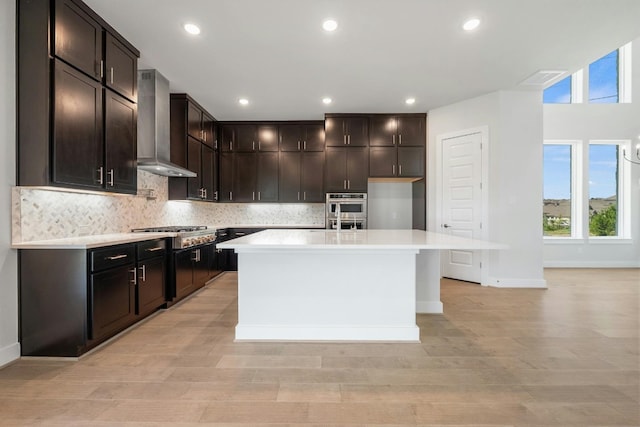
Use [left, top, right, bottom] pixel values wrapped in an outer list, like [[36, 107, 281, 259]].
[[405, 97, 416, 105], [238, 98, 249, 106], [462, 18, 480, 31], [183, 23, 201, 35], [322, 97, 332, 105], [322, 19, 338, 32]]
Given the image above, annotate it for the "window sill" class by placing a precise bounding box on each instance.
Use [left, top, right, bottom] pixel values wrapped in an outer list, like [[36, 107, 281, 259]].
[[543, 237, 633, 245], [588, 238, 633, 245], [543, 238, 585, 245]]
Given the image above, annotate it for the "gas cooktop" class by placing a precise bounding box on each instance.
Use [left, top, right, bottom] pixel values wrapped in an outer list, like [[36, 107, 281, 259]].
[[131, 226, 207, 233]]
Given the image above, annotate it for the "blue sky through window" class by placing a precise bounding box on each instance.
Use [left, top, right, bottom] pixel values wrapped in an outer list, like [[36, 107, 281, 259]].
[[543, 145, 571, 199], [589, 50, 619, 103], [589, 145, 618, 199], [543, 76, 571, 103]]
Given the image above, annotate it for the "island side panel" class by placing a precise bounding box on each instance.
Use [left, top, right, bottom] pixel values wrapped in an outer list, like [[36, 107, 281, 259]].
[[235, 250, 420, 341], [415, 249, 444, 313]]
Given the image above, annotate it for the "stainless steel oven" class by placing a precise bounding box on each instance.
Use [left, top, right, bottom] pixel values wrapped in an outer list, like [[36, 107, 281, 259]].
[[326, 193, 367, 230]]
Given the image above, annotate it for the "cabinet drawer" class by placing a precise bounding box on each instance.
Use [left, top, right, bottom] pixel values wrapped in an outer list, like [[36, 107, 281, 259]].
[[90, 244, 135, 272], [137, 239, 166, 260]]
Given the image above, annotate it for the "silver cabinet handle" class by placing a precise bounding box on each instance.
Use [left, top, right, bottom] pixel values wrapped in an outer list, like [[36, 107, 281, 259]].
[[146, 247, 163, 252], [399, 165, 403, 175], [139, 264, 146, 282], [343, 135, 346, 145], [303, 191, 306, 201], [252, 192, 255, 201], [97, 167, 104, 185], [343, 179, 347, 189], [191, 249, 201, 262], [229, 141, 233, 151], [258, 141, 261, 150], [107, 169, 114, 187], [399, 134, 402, 145], [297, 191, 300, 201], [347, 180, 350, 189], [129, 267, 137, 285], [298, 141, 301, 151], [303, 141, 307, 150], [348, 134, 351, 145], [106, 254, 128, 260], [258, 191, 261, 201], [230, 191, 233, 201], [235, 232, 246, 236], [252, 141, 255, 151], [392, 164, 396, 175], [110, 67, 114, 84], [392, 134, 396, 145], [99, 60, 104, 78], [214, 191, 218, 201]]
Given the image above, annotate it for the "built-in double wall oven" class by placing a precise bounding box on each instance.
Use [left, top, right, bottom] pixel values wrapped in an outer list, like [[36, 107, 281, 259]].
[[326, 193, 368, 230]]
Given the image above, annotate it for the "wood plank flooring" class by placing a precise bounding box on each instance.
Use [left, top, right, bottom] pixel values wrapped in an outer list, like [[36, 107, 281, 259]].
[[0, 268, 638, 426]]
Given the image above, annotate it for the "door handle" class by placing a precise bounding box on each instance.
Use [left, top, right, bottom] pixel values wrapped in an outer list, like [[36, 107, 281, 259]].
[[443, 224, 452, 228], [129, 267, 137, 285], [139, 264, 146, 282]]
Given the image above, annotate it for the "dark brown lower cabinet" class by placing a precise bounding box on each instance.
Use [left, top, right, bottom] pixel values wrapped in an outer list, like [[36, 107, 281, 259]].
[[19, 239, 168, 357], [172, 243, 213, 302], [90, 263, 136, 341]]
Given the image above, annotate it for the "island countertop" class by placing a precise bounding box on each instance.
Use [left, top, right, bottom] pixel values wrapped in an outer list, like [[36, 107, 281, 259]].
[[216, 229, 507, 251]]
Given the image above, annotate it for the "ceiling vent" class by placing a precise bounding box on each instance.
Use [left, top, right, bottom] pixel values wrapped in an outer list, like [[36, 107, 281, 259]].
[[519, 70, 567, 87]]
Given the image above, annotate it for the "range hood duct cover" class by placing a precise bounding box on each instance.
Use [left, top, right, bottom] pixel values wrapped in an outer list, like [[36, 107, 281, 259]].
[[137, 69, 196, 178]]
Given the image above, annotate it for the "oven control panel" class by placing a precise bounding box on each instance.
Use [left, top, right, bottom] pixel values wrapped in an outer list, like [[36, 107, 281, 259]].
[[177, 233, 217, 249]]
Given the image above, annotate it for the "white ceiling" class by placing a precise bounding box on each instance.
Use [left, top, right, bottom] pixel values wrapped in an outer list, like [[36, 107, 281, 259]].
[[85, 0, 640, 121]]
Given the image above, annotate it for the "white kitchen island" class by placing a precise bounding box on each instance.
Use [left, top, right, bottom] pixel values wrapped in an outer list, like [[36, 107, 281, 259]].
[[217, 229, 505, 342]]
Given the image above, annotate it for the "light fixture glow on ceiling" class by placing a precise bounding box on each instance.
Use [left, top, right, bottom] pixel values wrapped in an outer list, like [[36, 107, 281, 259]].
[[322, 97, 332, 104], [462, 18, 480, 31], [405, 97, 416, 105], [322, 19, 338, 32], [183, 23, 201, 35], [238, 98, 249, 106]]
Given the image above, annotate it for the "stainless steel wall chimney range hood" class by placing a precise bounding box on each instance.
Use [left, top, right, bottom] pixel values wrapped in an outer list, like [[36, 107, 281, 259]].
[[137, 69, 196, 177]]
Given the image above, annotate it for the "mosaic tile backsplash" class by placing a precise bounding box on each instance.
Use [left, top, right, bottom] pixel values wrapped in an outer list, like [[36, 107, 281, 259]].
[[12, 171, 325, 243]]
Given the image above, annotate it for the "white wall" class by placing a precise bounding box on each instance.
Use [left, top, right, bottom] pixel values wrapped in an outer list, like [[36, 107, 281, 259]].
[[0, 0, 20, 366], [428, 90, 546, 287], [543, 37, 640, 268], [367, 182, 412, 229]]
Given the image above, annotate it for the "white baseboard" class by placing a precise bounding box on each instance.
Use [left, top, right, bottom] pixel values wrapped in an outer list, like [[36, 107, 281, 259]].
[[0, 342, 20, 368], [544, 261, 640, 268], [235, 325, 420, 342], [484, 277, 548, 288], [416, 301, 444, 314]]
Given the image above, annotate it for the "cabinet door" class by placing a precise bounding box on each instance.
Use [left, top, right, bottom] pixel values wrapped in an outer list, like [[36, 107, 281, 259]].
[[257, 152, 279, 202], [325, 147, 347, 191], [219, 151, 233, 202], [235, 124, 257, 151], [201, 144, 215, 201], [301, 152, 325, 202], [345, 117, 369, 147], [346, 147, 369, 192], [304, 123, 325, 151], [220, 125, 235, 152], [90, 264, 136, 341], [187, 102, 203, 141], [233, 152, 257, 201], [193, 246, 211, 288], [397, 146, 425, 177], [54, 0, 102, 80], [105, 89, 137, 194], [53, 60, 104, 190], [174, 250, 194, 300], [397, 116, 425, 146], [369, 116, 397, 147], [279, 152, 301, 202], [187, 137, 202, 199], [279, 124, 302, 151], [137, 256, 166, 316], [104, 33, 137, 101], [257, 125, 278, 151], [369, 147, 397, 177], [202, 113, 215, 148], [324, 117, 345, 147], [208, 245, 222, 278]]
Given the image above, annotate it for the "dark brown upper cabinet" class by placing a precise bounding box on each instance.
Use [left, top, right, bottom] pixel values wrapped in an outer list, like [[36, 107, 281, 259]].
[[279, 151, 325, 202], [369, 146, 424, 178], [104, 32, 137, 101], [18, 0, 139, 194], [369, 114, 425, 147], [54, 0, 102, 81], [279, 122, 325, 152], [325, 147, 369, 192], [325, 115, 369, 147], [221, 123, 278, 152], [169, 94, 218, 202]]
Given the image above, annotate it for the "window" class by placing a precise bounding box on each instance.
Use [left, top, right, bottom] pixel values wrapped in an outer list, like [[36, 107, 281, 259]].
[[588, 50, 619, 103], [543, 144, 573, 236], [543, 140, 629, 240], [588, 144, 620, 236], [543, 76, 572, 104]]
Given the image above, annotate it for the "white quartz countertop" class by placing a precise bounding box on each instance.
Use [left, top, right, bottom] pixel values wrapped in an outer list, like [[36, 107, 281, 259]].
[[216, 229, 507, 251], [12, 232, 177, 249]]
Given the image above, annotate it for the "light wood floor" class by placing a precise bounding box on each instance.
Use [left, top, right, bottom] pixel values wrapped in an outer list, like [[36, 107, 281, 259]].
[[0, 269, 638, 426]]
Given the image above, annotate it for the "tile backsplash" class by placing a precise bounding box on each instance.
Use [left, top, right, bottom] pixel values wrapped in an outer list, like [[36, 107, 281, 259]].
[[12, 171, 325, 243]]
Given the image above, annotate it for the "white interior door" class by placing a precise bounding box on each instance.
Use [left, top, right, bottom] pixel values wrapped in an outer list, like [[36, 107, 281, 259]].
[[440, 131, 483, 283]]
